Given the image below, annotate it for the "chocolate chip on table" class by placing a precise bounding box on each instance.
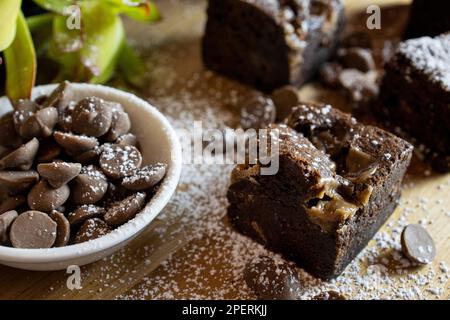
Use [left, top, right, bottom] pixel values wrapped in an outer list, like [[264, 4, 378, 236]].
[[116, 133, 139, 147], [0, 138, 39, 171], [74, 218, 111, 244], [10, 211, 57, 248], [338, 69, 379, 103], [338, 47, 376, 72], [49, 210, 70, 247], [68, 204, 105, 226], [28, 180, 70, 212], [244, 255, 300, 300], [0, 112, 23, 149], [19, 107, 58, 140], [122, 163, 167, 191], [0, 170, 39, 194], [0, 194, 26, 214], [320, 62, 344, 87], [104, 192, 146, 227], [71, 97, 113, 137], [105, 103, 131, 142], [240, 95, 276, 130], [271, 85, 301, 121], [401, 224, 436, 265], [71, 165, 108, 205], [54, 131, 99, 156], [37, 162, 82, 188], [312, 290, 347, 300], [99, 144, 142, 179], [0, 210, 18, 244]]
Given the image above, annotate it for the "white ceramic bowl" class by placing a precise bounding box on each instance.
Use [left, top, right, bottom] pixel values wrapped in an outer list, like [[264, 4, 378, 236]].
[[0, 83, 182, 271]]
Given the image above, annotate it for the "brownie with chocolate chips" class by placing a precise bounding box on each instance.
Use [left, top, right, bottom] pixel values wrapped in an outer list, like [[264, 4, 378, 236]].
[[377, 33, 450, 172], [404, 0, 450, 39], [227, 103, 413, 279], [202, 0, 345, 92]]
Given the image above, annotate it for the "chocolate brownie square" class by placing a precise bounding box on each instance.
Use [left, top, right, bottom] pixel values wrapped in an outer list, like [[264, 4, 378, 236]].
[[202, 0, 345, 92], [377, 33, 450, 172], [227, 103, 413, 279], [404, 0, 450, 39]]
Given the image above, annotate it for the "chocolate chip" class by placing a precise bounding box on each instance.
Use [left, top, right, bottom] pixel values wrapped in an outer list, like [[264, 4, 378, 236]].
[[68, 205, 105, 226], [116, 133, 139, 147], [72, 148, 100, 165], [244, 255, 300, 300], [271, 85, 301, 121], [71, 165, 108, 205], [319, 62, 343, 87], [338, 69, 379, 103], [28, 180, 70, 212], [54, 131, 98, 156], [105, 104, 131, 142], [0, 112, 23, 149], [312, 290, 347, 300], [71, 97, 113, 137], [0, 138, 39, 171], [37, 162, 82, 188], [12, 99, 38, 132], [0, 194, 26, 214], [0, 170, 39, 194], [240, 96, 276, 130], [49, 210, 70, 247], [35, 138, 62, 163], [74, 218, 111, 244], [42, 81, 72, 112], [104, 192, 146, 227], [0, 210, 18, 244], [122, 163, 167, 191], [19, 107, 58, 140], [10, 211, 57, 248], [401, 224, 436, 264], [338, 47, 376, 72], [99, 144, 142, 179], [101, 182, 129, 207]]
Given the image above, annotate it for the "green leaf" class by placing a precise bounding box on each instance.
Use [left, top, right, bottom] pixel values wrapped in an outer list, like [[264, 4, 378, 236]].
[[27, 14, 53, 56], [118, 41, 146, 87], [52, 14, 84, 53], [106, 0, 160, 22], [4, 12, 37, 100], [0, 0, 22, 51], [32, 0, 73, 15]]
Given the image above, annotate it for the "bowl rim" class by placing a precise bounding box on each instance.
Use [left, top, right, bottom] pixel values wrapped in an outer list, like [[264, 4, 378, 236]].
[[0, 83, 182, 263]]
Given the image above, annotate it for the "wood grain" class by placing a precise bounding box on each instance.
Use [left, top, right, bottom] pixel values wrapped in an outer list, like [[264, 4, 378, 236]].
[[0, 0, 448, 300]]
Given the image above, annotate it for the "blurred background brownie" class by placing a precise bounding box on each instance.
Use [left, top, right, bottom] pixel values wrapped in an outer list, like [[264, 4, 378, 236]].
[[202, 0, 345, 92], [377, 33, 450, 172], [404, 0, 450, 39], [227, 103, 413, 279]]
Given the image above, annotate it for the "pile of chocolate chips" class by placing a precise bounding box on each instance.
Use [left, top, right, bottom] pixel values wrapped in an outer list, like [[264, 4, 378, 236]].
[[0, 82, 167, 248], [319, 31, 383, 109]]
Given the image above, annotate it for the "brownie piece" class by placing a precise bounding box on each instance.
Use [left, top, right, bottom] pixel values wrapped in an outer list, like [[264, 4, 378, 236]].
[[377, 34, 450, 172], [227, 103, 413, 279], [202, 0, 345, 92], [404, 0, 450, 39]]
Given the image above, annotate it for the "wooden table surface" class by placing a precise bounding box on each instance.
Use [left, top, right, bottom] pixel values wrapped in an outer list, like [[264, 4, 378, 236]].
[[0, 0, 449, 300]]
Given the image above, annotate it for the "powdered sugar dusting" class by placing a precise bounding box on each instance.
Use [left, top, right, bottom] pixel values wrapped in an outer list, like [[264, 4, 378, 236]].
[[399, 34, 450, 90]]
